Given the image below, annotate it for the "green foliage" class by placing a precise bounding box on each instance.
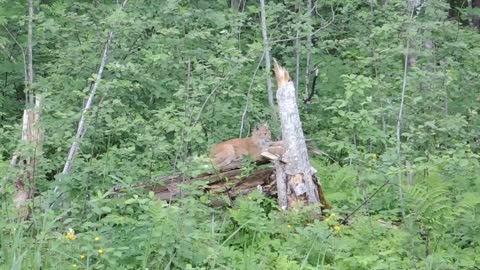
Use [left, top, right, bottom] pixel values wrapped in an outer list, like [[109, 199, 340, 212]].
[[1, 0, 479, 268]]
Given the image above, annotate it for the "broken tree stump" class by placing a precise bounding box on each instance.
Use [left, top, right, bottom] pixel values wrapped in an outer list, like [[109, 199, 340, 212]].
[[272, 59, 329, 210]]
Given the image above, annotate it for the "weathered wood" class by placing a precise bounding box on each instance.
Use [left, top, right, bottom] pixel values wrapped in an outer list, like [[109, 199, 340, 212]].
[[273, 59, 329, 210], [124, 168, 275, 202], [275, 160, 288, 209], [8, 0, 43, 219], [114, 165, 330, 211]]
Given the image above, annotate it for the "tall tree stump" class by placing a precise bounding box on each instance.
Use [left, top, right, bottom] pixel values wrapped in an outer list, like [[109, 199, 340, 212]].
[[273, 60, 327, 210]]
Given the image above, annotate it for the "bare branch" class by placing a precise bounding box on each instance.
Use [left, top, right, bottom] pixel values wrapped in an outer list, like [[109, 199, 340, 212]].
[[62, 0, 129, 175], [240, 53, 265, 137], [271, 5, 335, 45], [3, 26, 28, 85]]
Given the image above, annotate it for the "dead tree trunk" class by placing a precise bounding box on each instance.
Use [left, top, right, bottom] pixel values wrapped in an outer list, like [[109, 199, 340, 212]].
[[272, 59, 327, 210], [61, 31, 114, 175], [9, 0, 43, 218]]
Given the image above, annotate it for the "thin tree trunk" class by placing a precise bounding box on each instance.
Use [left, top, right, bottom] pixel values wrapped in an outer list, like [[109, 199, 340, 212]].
[[395, 8, 416, 221], [272, 60, 328, 210], [27, 0, 34, 92], [294, 0, 301, 92], [396, 38, 410, 221], [259, 0, 274, 109], [304, 0, 313, 99], [62, 0, 129, 176], [62, 31, 113, 175]]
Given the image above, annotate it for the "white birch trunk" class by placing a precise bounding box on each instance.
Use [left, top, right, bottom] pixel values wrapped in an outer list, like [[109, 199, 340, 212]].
[[61, 0, 129, 176], [62, 31, 114, 175]]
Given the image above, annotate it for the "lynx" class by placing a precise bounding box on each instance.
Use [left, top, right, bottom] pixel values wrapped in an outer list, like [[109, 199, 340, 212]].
[[210, 124, 272, 170]]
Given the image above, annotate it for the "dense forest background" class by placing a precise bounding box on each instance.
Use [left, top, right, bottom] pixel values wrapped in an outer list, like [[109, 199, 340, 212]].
[[1, 0, 480, 269]]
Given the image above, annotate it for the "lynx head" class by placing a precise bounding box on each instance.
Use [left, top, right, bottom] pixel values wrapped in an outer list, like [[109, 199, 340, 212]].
[[252, 123, 271, 144]]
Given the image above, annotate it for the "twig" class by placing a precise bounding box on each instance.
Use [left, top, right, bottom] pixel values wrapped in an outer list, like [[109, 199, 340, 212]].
[[191, 78, 228, 129], [3, 26, 28, 86], [271, 5, 336, 45], [340, 178, 391, 226], [240, 53, 265, 137]]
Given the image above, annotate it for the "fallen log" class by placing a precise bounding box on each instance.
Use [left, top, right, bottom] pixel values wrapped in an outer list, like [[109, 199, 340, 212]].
[[116, 165, 330, 209], [140, 167, 275, 201]]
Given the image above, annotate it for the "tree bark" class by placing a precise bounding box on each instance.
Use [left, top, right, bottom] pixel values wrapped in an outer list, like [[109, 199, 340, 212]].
[[272, 59, 328, 209]]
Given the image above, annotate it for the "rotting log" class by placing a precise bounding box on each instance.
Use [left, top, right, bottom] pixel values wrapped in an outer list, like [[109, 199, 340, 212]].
[[122, 168, 274, 202], [113, 166, 330, 210]]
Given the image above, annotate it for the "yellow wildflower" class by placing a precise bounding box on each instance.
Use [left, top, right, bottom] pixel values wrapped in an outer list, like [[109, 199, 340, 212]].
[[95, 236, 101, 241], [334, 225, 341, 232], [72, 264, 78, 268], [371, 153, 377, 159], [287, 224, 292, 228], [80, 254, 86, 260], [98, 249, 104, 255], [66, 228, 76, 241], [330, 213, 336, 217]]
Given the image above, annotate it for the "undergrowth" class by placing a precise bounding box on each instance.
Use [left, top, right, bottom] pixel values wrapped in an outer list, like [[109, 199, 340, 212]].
[[1, 152, 479, 270]]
